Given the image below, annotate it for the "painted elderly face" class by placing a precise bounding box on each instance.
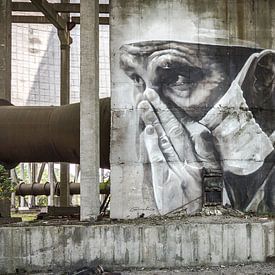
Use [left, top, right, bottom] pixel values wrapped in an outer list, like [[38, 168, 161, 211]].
[[120, 41, 230, 119]]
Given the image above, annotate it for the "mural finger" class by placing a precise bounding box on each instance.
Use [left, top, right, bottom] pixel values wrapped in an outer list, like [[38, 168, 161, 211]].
[[144, 125, 166, 163], [139, 100, 180, 162], [144, 125, 181, 214], [144, 88, 186, 161]]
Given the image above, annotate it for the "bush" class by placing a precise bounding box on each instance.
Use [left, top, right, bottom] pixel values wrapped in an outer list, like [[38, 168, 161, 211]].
[[37, 195, 48, 206], [0, 165, 16, 199]]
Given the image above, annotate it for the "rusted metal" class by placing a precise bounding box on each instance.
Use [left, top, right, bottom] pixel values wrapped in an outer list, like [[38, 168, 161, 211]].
[[0, 98, 110, 169], [15, 181, 110, 196]]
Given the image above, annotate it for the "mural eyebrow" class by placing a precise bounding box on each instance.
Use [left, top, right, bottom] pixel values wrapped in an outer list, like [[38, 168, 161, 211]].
[[148, 49, 200, 68]]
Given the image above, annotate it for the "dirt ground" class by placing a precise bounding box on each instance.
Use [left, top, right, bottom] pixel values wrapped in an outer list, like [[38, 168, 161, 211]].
[[3, 205, 274, 228], [121, 263, 275, 274], [30, 263, 275, 274]]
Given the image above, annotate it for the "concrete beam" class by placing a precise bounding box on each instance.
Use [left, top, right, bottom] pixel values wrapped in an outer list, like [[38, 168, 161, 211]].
[[0, 0, 11, 101], [12, 15, 110, 25], [30, 0, 67, 30], [12, 2, 109, 14], [80, 0, 100, 221]]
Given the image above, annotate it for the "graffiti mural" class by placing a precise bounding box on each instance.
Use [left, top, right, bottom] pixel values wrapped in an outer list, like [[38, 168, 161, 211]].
[[118, 41, 275, 215]]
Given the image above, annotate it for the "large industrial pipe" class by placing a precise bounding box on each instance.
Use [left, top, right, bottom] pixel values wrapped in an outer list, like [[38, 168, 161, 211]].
[[15, 181, 110, 196], [0, 98, 110, 169]]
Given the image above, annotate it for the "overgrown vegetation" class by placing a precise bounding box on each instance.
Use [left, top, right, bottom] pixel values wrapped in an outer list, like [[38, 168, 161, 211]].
[[0, 165, 16, 199]]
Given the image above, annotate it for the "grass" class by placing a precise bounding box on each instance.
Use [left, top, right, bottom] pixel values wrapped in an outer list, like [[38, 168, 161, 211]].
[[11, 212, 38, 222]]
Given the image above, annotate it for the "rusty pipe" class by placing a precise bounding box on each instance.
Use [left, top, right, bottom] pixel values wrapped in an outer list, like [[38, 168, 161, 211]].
[[16, 181, 58, 196], [15, 181, 110, 196], [0, 98, 110, 169]]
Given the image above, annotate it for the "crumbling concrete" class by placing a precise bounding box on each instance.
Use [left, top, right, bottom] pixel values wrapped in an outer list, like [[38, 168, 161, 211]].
[[0, 217, 274, 273]]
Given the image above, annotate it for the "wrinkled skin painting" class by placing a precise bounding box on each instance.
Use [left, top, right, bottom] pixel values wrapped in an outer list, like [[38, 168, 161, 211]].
[[119, 41, 275, 215]]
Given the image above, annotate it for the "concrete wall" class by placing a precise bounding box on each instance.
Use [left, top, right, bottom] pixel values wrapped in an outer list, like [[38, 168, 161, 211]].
[[0, 219, 274, 273], [110, 0, 275, 219]]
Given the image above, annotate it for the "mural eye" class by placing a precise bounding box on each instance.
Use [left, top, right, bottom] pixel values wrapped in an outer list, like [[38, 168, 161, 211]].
[[174, 75, 189, 86], [131, 74, 144, 86], [166, 74, 192, 89]]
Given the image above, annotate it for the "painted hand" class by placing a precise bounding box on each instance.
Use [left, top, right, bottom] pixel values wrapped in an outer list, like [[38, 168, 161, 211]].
[[138, 88, 202, 215]]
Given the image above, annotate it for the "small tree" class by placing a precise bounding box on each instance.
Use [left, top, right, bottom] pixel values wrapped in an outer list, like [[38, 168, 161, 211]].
[[0, 165, 15, 199]]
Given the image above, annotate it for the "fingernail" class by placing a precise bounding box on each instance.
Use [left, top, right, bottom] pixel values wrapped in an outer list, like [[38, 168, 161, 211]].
[[145, 125, 154, 135], [144, 88, 159, 102]]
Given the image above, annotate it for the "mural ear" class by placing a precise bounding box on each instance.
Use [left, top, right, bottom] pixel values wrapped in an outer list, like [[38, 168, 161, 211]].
[[240, 50, 275, 136], [241, 50, 275, 105], [254, 51, 275, 97]]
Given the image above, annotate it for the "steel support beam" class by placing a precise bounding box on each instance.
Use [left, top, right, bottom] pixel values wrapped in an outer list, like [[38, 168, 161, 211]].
[[0, 0, 11, 101], [80, 0, 100, 221]]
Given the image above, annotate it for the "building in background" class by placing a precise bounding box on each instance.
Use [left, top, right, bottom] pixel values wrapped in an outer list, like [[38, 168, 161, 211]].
[[11, 22, 110, 106]]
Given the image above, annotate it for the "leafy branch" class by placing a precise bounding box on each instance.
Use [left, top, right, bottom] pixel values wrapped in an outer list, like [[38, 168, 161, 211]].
[[0, 165, 16, 199]]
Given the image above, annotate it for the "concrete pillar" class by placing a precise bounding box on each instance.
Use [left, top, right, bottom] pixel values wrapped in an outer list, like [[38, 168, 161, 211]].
[[74, 164, 80, 182], [20, 163, 25, 207], [59, 0, 71, 207], [48, 162, 55, 206], [80, 0, 100, 221], [27, 163, 36, 208], [10, 169, 18, 209], [0, 1, 12, 210], [10, 192, 15, 209], [0, 0, 11, 101], [37, 163, 46, 183], [60, 163, 70, 206]]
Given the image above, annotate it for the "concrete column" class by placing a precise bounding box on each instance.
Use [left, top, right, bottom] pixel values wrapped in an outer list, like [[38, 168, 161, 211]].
[[60, 42, 70, 106], [19, 163, 25, 207], [59, 0, 71, 207], [80, 0, 100, 220], [36, 163, 46, 183], [48, 162, 55, 206], [0, 0, 11, 101], [27, 163, 36, 208], [60, 163, 70, 206], [74, 164, 80, 182], [10, 169, 18, 209], [10, 192, 15, 209]]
